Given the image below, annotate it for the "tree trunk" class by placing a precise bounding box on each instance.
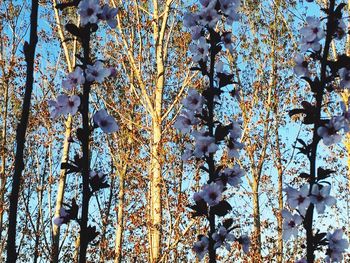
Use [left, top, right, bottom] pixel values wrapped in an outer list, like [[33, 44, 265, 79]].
[[271, 2, 282, 259], [6, 0, 38, 260], [252, 180, 261, 262], [114, 164, 127, 263], [78, 31, 92, 263], [51, 1, 76, 260], [34, 171, 44, 263], [275, 128, 283, 263], [74, 236, 80, 263], [149, 120, 162, 263], [345, 0, 350, 242], [51, 116, 72, 262], [149, 1, 166, 259], [0, 77, 9, 238]]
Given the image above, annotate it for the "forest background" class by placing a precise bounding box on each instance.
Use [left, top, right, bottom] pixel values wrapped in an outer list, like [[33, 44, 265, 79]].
[[1, 0, 350, 262]]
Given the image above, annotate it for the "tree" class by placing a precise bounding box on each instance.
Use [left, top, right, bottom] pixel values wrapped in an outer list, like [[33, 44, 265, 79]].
[[109, 0, 194, 261]]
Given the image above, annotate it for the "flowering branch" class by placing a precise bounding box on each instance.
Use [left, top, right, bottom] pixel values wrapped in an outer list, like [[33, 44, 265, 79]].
[[177, 0, 249, 261], [51, 1, 119, 262], [286, 1, 349, 262], [79, 20, 93, 262]]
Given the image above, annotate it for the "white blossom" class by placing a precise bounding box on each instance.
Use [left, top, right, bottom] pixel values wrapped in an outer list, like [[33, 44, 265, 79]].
[[93, 109, 119, 133], [215, 60, 225, 74], [189, 37, 210, 62], [340, 101, 350, 132], [227, 139, 244, 158], [299, 16, 324, 52], [284, 184, 310, 216], [326, 229, 349, 263], [317, 118, 343, 146], [184, 12, 198, 28], [86, 61, 110, 83], [78, 0, 101, 26], [48, 96, 65, 119], [300, 36, 321, 52], [100, 5, 118, 28], [212, 226, 235, 250], [221, 32, 233, 53], [174, 110, 199, 134], [282, 209, 302, 240], [227, 120, 244, 158], [300, 17, 324, 42], [199, 4, 219, 28], [64, 95, 81, 116], [220, 164, 244, 187], [219, 0, 238, 13], [181, 143, 194, 161], [193, 134, 218, 158], [108, 67, 117, 77], [182, 88, 204, 112], [199, 0, 212, 7], [299, 17, 324, 52], [62, 67, 85, 90], [237, 235, 250, 254], [193, 236, 209, 261], [193, 191, 203, 202], [199, 182, 223, 206], [229, 121, 242, 139], [190, 25, 203, 40], [48, 94, 80, 118], [310, 184, 336, 214], [219, 0, 240, 24], [338, 67, 350, 89], [89, 170, 104, 180], [293, 54, 309, 77], [53, 208, 70, 226]]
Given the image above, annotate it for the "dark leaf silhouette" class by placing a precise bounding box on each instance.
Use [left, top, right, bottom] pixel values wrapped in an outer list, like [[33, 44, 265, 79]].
[[299, 172, 310, 179], [223, 218, 234, 229], [86, 226, 99, 243], [65, 23, 81, 37], [317, 167, 335, 181], [188, 199, 208, 217], [55, 0, 80, 10], [61, 162, 80, 174], [89, 172, 110, 192], [211, 201, 232, 216], [215, 124, 230, 142], [217, 73, 235, 88]]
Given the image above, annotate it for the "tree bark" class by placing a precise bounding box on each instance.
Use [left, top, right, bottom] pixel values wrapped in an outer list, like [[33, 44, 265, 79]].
[[6, 0, 38, 261], [252, 180, 261, 262], [78, 29, 92, 263], [34, 165, 44, 263], [51, 1, 76, 260], [304, 2, 334, 262], [149, 120, 162, 262], [111, 1, 174, 260], [74, 236, 80, 263], [271, 2, 283, 260], [52, 116, 72, 262], [275, 126, 283, 263], [149, 0, 171, 260], [0, 77, 9, 238], [114, 164, 127, 263]]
